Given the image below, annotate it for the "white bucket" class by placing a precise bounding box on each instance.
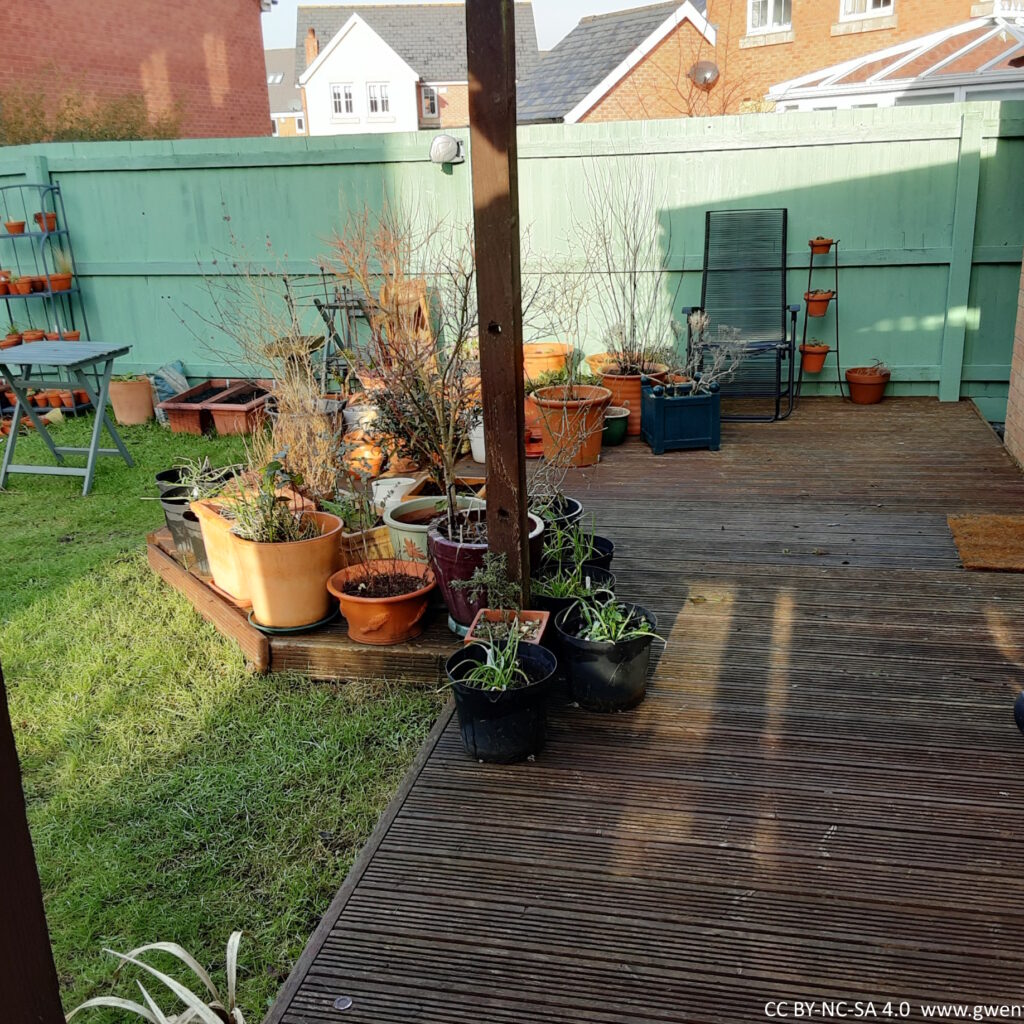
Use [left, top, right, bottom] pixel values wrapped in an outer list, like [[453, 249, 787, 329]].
[[469, 419, 486, 464], [372, 476, 416, 509], [343, 404, 377, 432]]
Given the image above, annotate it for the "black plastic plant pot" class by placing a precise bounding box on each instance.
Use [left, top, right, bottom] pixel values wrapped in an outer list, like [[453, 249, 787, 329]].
[[532, 565, 616, 620], [159, 485, 193, 554], [537, 496, 584, 533], [182, 510, 210, 575], [446, 643, 558, 763], [555, 603, 658, 712], [543, 534, 615, 572]]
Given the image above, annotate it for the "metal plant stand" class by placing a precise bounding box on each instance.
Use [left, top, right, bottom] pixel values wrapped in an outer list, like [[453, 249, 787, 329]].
[[0, 342, 133, 495], [796, 238, 843, 403]]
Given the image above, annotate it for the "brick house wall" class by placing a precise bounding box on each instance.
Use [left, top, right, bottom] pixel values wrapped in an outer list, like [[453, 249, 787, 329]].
[[580, 0, 982, 121], [0, 0, 270, 138], [1003, 259, 1024, 464], [439, 84, 470, 128]]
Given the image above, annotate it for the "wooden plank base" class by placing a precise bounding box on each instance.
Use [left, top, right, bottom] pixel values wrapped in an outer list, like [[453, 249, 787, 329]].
[[264, 399, 1024, 1023]]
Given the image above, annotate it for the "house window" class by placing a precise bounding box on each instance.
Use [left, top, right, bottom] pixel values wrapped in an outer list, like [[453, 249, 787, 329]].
[[839, 0, 893, 19], [266, 72, 284, 85], [271, 118, 278, 136], [296, 115, 305, 132], [331, 83, 354, 116], [748, 0, 791, 32], [422, 85, 439, 119], [368, 83, 390, 115]]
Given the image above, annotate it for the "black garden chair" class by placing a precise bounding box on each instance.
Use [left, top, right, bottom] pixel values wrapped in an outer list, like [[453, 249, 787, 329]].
[[684, 208, 800, 422]]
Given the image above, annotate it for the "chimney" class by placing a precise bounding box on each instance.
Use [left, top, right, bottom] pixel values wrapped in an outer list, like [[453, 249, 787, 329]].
[[305, 27, 319, 67]]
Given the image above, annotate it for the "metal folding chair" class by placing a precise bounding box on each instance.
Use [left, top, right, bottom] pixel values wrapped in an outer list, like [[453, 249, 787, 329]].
[[685, 208, 800, 422]]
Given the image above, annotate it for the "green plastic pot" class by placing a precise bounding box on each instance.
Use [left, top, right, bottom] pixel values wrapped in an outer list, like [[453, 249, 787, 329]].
[[602, 406, 629, 447]]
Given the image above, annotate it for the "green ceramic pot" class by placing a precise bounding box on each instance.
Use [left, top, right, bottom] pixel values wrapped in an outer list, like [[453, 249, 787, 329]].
[[602, 406, 630, 447]]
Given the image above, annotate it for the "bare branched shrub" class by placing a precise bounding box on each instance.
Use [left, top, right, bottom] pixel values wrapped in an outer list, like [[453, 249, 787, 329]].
[[680, 310, 747, 392]]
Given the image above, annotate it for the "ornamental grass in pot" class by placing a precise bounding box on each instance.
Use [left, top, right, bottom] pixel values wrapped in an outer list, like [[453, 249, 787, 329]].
[[446, 633, 558, 763], [556, 599, 659, 711]]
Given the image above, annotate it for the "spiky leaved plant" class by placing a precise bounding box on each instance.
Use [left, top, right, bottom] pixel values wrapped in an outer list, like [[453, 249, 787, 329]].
[[66, 931, 245, 1023]]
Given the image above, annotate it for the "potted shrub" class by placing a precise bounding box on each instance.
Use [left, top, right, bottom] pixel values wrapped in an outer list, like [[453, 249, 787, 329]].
[[805, 289, 835, 317], [532, 384, 612, 467], [845, 361, 891, 405], [445, 633, 558, 762], [555, 600, 659, 711], [328, 558, 436, 645], [47, 247, 73, 292], [227, 461, 342, 630], [800, 339, 830, 373], [108, 375, 154, 425], [457, 553, 551, 647], [4, 220, 25, 234]]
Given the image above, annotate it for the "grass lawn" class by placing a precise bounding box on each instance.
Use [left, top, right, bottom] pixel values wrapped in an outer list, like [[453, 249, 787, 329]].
[[0, 415, 444, 1020]]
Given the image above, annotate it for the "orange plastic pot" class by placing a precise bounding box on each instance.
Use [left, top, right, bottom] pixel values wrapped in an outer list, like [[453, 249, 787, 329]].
[[523, 342, 571, 381], [22, 330, 44, 342], [845, 366, 890, 405], [805, 291, 835, 318], [190, 499, 251, 605], [328, 560, 436, 645], [232, 511, 342, 629], [108, 378, 154, 425], [601, 365, 668, 437], [524, 394, 542, 435], [809, 237, 834, 255], [10, 279, 31, 295], [4, 220, 25, 234], [585, 352, 617, 376], [48, 272, 72, 292], [799, 344, 830, 374], [531, 384, 612, 467]]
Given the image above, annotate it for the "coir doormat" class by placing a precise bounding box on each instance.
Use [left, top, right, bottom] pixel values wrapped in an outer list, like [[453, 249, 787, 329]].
[[948, 514, 1024, 571]]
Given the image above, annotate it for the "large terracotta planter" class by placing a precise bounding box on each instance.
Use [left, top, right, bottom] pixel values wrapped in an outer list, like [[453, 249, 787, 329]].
[[190, 499, 250, 605], [845, 366, 890, 405], [232, 511, 342, 629], [328, 560, 436, 645], [108, 378, 154, 425], [601, 365, 668, 437], [523, 342, 572, 381], [585, 352, 617, 376], [532, 385, 612, 467]]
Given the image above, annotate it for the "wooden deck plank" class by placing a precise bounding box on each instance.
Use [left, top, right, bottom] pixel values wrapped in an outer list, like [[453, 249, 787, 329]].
[[260, 397, 1024, 1022]]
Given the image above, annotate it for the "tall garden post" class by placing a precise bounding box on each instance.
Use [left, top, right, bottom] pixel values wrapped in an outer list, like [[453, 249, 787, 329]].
[[0, 662, 64, 1023], [465, 0, 530, 607]]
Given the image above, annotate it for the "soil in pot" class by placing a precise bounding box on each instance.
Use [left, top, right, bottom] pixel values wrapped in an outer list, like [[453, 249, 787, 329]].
[[109, 378, 154, 425], [327, 560, 436, 645], [601, 364, 668, 437], [447, 642, 557, 762], [800, 344, 830, 374], [555, 602, 658, 711], [232, 511, 342, 630], [532, 385, 612, 468], [845, 365, 891, 405]]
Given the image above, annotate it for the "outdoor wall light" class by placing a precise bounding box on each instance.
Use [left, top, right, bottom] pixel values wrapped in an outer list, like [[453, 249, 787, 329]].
[[429, 134, 465, 166], [688, 61, 720, 91]]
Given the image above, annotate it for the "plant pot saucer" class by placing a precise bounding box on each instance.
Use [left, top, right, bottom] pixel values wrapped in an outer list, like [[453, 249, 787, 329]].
[[208, 579, 253, 609], [247, 607, 339, 635]]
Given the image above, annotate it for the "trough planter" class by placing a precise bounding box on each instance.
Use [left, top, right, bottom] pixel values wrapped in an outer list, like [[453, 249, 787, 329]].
[[158, 379, 233, 435], [464, 609, 551, 647], [555, 603, 658, 712], [446, 643, 558, 763], [205, 381, 270, 435], [641, 380, 720, 454]]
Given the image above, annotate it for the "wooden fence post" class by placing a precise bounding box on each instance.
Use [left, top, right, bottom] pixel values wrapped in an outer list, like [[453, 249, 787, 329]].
[[0, 662, 64, 1023], [465, 0, 530, 604]]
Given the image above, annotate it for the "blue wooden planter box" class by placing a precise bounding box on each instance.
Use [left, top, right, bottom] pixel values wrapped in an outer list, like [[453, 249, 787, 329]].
[[641, 380, 721, 454]]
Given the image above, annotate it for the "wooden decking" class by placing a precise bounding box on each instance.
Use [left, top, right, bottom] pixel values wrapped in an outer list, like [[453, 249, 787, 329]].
[[263, 397, 1024, 1023]]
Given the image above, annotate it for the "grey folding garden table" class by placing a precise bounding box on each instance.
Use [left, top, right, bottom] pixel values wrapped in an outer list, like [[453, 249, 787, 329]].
[[0, 341, 133, 495]]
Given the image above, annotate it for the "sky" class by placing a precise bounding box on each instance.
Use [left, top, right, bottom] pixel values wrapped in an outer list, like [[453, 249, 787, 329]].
[[261, 0, 667, 51]]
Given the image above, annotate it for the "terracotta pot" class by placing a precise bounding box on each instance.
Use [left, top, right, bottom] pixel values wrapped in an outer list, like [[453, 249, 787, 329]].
[[32, 393, 48, 407], [805, 290, 835, 317], [465, 609, 551, 647], [33, 211, 57, 232], [21, 329, 44, 342], [45, 333, 59, 341], [62, 330, 80, 341], [48, 272, 72, 292], [523, 342, 572, 381], [73, 388, 89, 404], [108, 378, 154, 425], [47, 390, 63, 408], [0, 337, 18, 349], [4, 220, 25, 234], [532, 384, 612, 467], [601, 365, 668, 437], [10, 279, 32, 295], [328, 560, 436, 645], [585, 352, 617, 376], [30, 276, 46, 293], [0, 280, 7, 296], [59, 390, 74, 408], [190, 499, 251, 605], [845, 366, 890, 405], [800, 343, 830, 374], [809, 237, 834, 255], [232, 511, 342, 629]]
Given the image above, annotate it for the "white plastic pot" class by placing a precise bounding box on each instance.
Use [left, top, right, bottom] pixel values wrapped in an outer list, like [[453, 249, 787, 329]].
[[372, 476, 416, 510], [469, 419, 486, 464], [343, 404, 377, 432]]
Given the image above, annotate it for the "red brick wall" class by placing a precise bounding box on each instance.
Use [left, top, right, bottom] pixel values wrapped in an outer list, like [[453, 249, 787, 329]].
[[581, 0, 981, 122], [440, 84, 470, 128], [0, 0, 271, 138], [1004, 258, 1024, 465]]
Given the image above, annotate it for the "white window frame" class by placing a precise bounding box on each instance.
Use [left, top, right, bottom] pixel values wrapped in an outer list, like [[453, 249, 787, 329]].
[[331, 83, 354, 117], [747, 0, 791, 34], [368, 82, 390, 116], [838, 0, 894, 22], [421, 85, 439, 119]]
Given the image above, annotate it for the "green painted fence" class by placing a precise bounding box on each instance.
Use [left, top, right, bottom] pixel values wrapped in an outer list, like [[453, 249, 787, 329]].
[[0, 101, 1021, 419]]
